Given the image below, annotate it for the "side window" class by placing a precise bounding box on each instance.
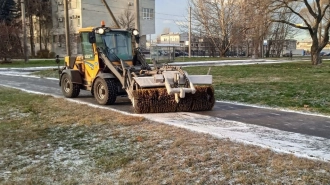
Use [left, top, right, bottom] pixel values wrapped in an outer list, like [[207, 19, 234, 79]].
[[81, 32, 94, 59]]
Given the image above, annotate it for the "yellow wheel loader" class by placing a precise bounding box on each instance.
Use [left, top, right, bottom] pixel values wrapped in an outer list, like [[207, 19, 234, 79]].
[[58, 23, 215, 113]]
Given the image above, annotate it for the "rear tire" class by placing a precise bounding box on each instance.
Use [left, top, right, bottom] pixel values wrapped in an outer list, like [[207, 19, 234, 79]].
[[61, 73, 80, 98], [93, 78, 117, 105]]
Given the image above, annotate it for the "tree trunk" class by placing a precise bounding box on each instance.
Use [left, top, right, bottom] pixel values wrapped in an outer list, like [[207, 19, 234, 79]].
[[29, 15, 35, 57], [39, 18, 42, 51], [220, 50, 226, 57], [266, 42, 271, 58], [246, 41, 250, 57], [311, 51, 321, 65], [311, 35, 322, 65], [211, 48, 215, 57]]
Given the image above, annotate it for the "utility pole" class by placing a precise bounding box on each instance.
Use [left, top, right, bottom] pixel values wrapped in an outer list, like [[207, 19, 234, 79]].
[[134, 0, 140, 47], [102, 0, 120, 28], [64, 0, 71, 56], [188, 6, 191, 58], [21, 0, 28, 63], [261, 38, 263, 58], [39, 2, 42, 50]]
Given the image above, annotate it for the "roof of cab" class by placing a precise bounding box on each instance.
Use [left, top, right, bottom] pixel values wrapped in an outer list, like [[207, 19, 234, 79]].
[[78, 27, 94, 32]]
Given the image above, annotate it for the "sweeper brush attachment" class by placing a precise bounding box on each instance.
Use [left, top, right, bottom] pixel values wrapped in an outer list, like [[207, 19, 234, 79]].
[[132, 86, 215, 113]]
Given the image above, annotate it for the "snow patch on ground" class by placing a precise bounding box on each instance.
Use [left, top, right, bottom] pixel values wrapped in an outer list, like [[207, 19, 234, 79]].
[[144, 112, 330, 161]]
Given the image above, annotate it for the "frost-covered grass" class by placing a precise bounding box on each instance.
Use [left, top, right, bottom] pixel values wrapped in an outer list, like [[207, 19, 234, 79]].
[[153, 56, 249, 63], [0, 59, 62, 68], [0, 87, 330, 184], [185, 61, 330, 115]]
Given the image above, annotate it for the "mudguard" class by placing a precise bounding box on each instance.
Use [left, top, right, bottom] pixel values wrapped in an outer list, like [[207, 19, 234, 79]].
[[96, 72, 116, 79], [59, 69, 83, 86]]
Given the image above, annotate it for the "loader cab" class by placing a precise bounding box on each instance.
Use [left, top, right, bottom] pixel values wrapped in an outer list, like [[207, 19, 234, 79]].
[[88, 26, 137, 65], [98, 30, 133, 61]]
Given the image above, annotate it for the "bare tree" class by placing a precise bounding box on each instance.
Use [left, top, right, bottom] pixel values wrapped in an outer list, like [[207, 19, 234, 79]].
[[267, 6, 298, 57], [240, 0, 273, 58], [190, 0, 250, 57], [270, 0, 330, 65], [117, 9, 134, 29], [37, 0, 52, 51], [0, 21, 23, 62], [17, 0, 53, 57]]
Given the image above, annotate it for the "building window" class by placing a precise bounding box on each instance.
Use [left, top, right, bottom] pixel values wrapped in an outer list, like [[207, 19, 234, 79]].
[[142, 8, 154, 20], [59, 34, 65, 43], [77, 18, 80, 27]]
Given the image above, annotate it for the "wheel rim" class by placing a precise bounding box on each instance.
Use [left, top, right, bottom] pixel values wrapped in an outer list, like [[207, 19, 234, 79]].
[[96, 82, 106, 100], [63, 78, 71, 93]]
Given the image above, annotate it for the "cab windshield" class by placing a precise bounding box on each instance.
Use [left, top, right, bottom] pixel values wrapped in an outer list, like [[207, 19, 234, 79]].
[[96, 31, 133, 61]]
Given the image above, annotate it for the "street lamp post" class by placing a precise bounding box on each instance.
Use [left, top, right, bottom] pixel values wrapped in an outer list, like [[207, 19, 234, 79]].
[[21, 0, 28, 63], [64, 0, 71, 56]]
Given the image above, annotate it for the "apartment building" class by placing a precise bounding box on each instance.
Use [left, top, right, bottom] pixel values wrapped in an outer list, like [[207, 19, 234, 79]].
[[158, 32, 211, 55], [49, 0, 155, 56], [297, 40, 330, 52], [159, 33, 181, 45]]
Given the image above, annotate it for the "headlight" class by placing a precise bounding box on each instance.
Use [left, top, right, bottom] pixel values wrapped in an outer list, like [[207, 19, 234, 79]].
[[98, 28, 105, 34], [133, 29, 139, 36]]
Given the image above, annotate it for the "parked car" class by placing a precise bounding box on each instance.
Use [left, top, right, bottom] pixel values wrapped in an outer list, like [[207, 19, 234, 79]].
[[140, 48, 150, 55], [151, 51, 159, 56], [151, 50, 167, 56], [319, 52, 327, 56], [226, 51, 236, 57], [238, 52, 246, 57], [283, 53, 290, 57], [162, 51, 169, 56], [171, 50, 188, 57], [177, 51, 188, 56], [174, 51, 181, 57]]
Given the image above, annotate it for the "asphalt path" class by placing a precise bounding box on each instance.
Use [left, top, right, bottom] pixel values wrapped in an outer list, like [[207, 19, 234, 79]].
[[1, 73, 330, 140]]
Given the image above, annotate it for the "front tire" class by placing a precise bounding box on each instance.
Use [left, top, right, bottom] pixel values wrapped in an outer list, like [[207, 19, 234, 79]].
[[61, 73, 80, 98], [93, 78, 117, 105]]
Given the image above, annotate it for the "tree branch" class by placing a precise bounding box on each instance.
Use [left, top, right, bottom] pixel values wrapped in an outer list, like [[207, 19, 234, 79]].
[[303, 0, 318, 19]]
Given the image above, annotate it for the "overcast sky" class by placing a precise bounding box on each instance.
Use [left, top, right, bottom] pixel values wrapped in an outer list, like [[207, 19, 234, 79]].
[[152, 0, 309, 41], [152, 0, 189, 39]]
